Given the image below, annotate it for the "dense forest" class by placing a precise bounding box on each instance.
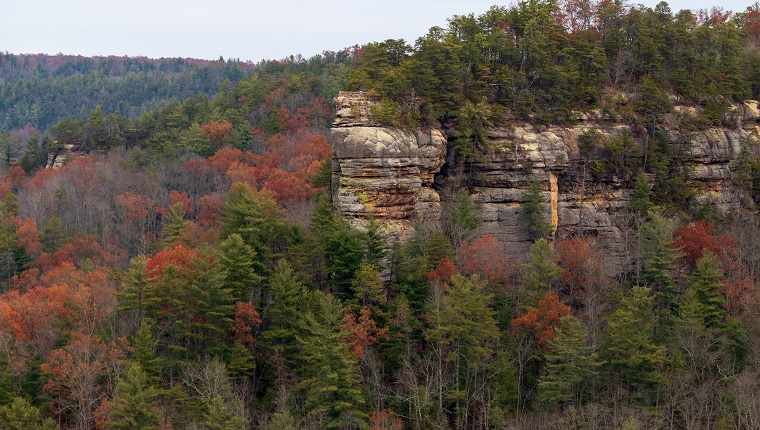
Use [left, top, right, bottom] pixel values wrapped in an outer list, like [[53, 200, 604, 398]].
[[0, 53, 257, 143], [2, 0, 760, 429]]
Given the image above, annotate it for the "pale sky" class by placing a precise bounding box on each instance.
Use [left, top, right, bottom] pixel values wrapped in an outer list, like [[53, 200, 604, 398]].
[[2, 0, 754, 62]]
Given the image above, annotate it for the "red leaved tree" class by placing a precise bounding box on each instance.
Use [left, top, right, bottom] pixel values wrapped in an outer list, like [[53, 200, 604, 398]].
[[230, 301, 262, 346], [511, 291, 572, 346], [340, 306, 388, 359], [457, 235, 517, 289]]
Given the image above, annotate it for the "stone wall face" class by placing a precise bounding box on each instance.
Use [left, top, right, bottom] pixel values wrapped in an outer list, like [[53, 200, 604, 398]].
[[330, 92, 759, 274], [330, 126, 447, 239]]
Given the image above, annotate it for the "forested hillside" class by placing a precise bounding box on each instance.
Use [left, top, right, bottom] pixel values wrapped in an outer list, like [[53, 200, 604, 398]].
[[0, 53, 256, 148], [1, 1, 760, 429]]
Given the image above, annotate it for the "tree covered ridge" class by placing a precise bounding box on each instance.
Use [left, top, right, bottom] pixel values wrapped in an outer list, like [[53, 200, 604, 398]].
[[1, 2, 760, 429], [346, 0, 760, 129]]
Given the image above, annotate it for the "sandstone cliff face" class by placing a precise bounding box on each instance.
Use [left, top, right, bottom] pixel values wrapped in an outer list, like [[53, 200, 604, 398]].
[[331, 92, 759, 273], [331, 125, 447, 239]]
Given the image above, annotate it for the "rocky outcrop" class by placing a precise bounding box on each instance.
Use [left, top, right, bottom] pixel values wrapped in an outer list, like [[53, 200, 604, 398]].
[[333, 91, 381, 128], [46, 143, 80, 169], [331, 92, 759, 274], [331, 126, 447, 239], [462, 124, 633, 270]]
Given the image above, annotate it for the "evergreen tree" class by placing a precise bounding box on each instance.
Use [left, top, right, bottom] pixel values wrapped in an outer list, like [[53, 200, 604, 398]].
[[447, 188, 480, 249], [688, 251, 726, 329], [117, 255, 150, 321], [188, 256, 234, 357], [0, 397, 57, 430], [107, 363, 160, 430], [217, 233, 261, 303], [260, 260, 307, 377], [638, 208, 680, 328], [40, 216, 64, 253], [628, 172, 653, 219], [220, 183, 285, 281], [132, 319, 161, 385], [362, 216, 387, 266], [602, 287, 666, 400], [297, 292, 367, 429], [161, 203, 187, 246], [521, 179, 552, 241], [202, 397, 248, 430], [520, 238, 560, 306], [352, 262, 385, 313], [425, 274, 498, 426], [538, 316, 600, 409]]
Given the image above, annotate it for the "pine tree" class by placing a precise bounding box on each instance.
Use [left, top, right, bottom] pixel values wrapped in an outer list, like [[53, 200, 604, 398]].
[[217, 233, 261, 303], [688, 251, 726, 329], [297, 292, 368, 429], [188, 255, 234, 357], [117, 255, 150, 321], [520, 238, 560, 306], [425, 274, 498, 426], [107, 363, 160, 430], [132, 319, 161, 385], [522, 180, 552, 241], [447, 188, 480, 249], [638, 208, 680, 329], [362, 216, 387, 266], [538, 316, 600, 409], [0, 397, 57, 430], [161, 203, 187, 246], [352, 262, 385, 313], [628, 171, 653, 219], [220, 182, 285, 281], [260, 260, 307, 377], [602, 287, 666, 399]]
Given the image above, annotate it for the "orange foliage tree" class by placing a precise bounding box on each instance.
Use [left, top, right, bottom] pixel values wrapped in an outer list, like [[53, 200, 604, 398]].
[[340, 306, 388, 359], [230, 301, 262, 346], [41, 332, 129, 430], [457, 235, 516, 288], [201, 120, 233, 147], [511, 291, 572, 346], [557, 236, 607, 301], [673, 220, 737, 269], [426, 256, 458, 286]]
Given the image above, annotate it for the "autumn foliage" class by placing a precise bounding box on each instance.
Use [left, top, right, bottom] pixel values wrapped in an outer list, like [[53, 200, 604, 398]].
[[512, 291, 572, 346], [426, 256, 458, 286], [673, 220, 737, 269], [340, 306, 388, 359], [457, 234, 516, 288]]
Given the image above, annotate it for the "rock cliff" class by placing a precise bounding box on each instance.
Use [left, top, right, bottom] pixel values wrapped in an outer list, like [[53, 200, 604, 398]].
[[330, 91, 759, 273]]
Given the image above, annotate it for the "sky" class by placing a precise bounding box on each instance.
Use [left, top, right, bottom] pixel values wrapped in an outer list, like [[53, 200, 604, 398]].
[[2, 0, 755, 63]]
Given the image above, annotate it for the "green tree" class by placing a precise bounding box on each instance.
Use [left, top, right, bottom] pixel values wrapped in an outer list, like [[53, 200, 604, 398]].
[[131, 320, 161, 385], [220, 183, 285, 282], [352, 262, 385, 313], [260, 260, 306, 378], [521, 179, 552, 241], [41, 217, 65, 253], [520, 238, 560, 306], [161, 203, 187, 246], [0, 397, 57, 430], [638, 208, 680, 328], [538, 316, 600, 409], [217, 233, 261, 303], [446, 188, 480, 249], [107, 363, 160, 430], [688, 251, 726, 329], [297, 291, 368, 429], [117, 255, 150, 322], [602, 287, 666, 400], [425, 274, 498, 427], [455, 100, 492, 162]]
